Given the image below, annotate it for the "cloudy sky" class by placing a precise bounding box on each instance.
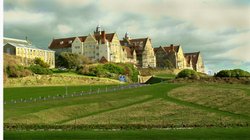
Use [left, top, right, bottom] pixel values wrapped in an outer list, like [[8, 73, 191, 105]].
[[3, 0, 250, 72]]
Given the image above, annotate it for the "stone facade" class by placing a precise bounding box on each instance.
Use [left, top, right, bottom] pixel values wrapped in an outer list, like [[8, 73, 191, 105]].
[[120, 32, 156, 68], [184, 52, 205, 73], [49, 26, 156, 68], [4, 37, 55, 68], [154, 44, 205, 73]]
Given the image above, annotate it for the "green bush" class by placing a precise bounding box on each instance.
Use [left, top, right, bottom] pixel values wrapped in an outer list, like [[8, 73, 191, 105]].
[[4, 54, 32, 78], [215, 70, 231, 77], [77, 63, 139, 82], [103, 63, 125, 74], [57, 52, 91, 69], [177, 69, 199, 79], [29, 65, 52, 75], [34, 58, 50, 68], [215, 69, 250, 77], [6, 65, 32, 77]]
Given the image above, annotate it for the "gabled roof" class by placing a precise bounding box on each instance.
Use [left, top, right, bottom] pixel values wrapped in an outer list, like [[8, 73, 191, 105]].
[[154, 46, 167, 54], [162, 45, 180, 53], [105, 33, 115, 42], [5, 42, 54, 52], [120, 38, 149, 56], [4, 37, 31, 46], [184, 52, 200, 65], [49, 33, 116, 49], [99, 56, 108, 63], [93, 33, 115, 43], [78, 36, 87, 42], [49, 37, 76, 49]]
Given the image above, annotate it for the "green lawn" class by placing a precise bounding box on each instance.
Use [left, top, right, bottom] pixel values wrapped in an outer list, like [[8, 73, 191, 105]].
[[4, 83, 250, 128], [154, 73, 176, 79], [5, 127, 250, 140], [4, 84, 119, 101]]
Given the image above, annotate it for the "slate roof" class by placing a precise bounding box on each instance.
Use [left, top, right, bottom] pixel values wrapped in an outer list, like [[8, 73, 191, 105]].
[[49, 33, 116, 49], [162, 45, 180, 53], [5, 42, 54, 52], [3, 37, 31, 46], [49, 37, 76, 49], [120, 38, 149, 57]]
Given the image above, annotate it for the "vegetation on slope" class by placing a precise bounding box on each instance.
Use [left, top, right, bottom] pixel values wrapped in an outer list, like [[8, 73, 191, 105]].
[[215, 69, 250, 77], [4, 83, 250, 130]]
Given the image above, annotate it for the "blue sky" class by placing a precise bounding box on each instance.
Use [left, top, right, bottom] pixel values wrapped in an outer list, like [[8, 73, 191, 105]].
[[3, 0, 250, 72]]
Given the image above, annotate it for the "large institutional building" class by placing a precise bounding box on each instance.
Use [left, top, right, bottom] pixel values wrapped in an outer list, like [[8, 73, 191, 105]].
[[49, 25, 156, 68], [3, 37, 55, 68], [48, 25, 204, 72], [3, 26, 204, 72]]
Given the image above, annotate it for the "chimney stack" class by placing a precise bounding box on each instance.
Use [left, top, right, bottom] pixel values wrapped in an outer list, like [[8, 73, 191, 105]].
[[101, 31, 106, 44], [170, 44, 174, 51]]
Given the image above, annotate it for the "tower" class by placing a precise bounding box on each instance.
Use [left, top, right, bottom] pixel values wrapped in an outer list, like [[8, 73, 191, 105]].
[[124, 32, 130, 40], [94, 24, 101, 34]]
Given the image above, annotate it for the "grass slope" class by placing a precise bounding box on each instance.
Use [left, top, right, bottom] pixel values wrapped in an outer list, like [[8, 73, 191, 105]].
[[4, 83, 250, 128], [4, 84, 119, 101], [4, 72, 122, 87]]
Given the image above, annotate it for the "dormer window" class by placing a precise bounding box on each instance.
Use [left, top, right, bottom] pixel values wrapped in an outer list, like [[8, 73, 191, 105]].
[[60, 41, 64, 44], [68, 40, 72, 44]]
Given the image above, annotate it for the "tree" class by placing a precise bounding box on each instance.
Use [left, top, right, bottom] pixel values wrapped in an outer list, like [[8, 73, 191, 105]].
[[56, 52, 91, 69], [34, 58, 50, 68]]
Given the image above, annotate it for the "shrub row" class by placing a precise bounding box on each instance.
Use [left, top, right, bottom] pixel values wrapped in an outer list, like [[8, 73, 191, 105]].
[[77, 63, 139, 82], [215, 69, 250, 77], [4, 123, 249, 131], [29, 65, 53, 75]]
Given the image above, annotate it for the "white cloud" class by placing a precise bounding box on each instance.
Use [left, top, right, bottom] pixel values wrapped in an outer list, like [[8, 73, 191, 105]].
[[214, 45, 250, 62], [57, 24, 73, 35], [55, 0, 93, 8], [4, 10, 55, 25], [4, 0, 250, 72], [97, 0, 250, 30]]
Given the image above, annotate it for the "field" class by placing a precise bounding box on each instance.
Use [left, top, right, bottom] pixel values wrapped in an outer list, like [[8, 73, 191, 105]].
[[4, 82, 250, 139]]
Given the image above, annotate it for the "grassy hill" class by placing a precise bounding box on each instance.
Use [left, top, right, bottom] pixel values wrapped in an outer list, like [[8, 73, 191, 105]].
[[4, 82, 250, 139], [4, 83, 250, 126]]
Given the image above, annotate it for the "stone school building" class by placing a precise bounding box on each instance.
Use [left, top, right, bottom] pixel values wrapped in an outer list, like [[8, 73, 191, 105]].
[[49, 25, 156, 68]]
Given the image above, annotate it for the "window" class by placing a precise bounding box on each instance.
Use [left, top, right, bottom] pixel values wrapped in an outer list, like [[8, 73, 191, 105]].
[[68, 40, 72, 44], [60, 41, 64, 44], [7, 48, 11, 54]]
